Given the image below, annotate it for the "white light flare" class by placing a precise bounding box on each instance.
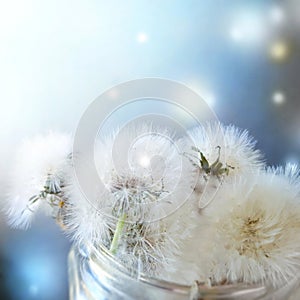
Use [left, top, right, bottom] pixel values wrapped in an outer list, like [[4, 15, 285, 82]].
[[139, 154, 151, 168], [136, 32, 148, 43]]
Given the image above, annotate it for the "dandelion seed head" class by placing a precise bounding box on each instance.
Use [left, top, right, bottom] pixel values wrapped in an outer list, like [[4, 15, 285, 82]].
[[96, 123, 181, 186], [160, 202, 203, 284], [187, 122, 264, 177], [64, 177, 113, 248], [116, 207, 190, 278], [68, 122, 196, 275], [197, 169, 300, 287], [5, 132, 72, 229], [95, 122, 193, 222], [108, 172, 168, 222], [185, 122, 264, 210]]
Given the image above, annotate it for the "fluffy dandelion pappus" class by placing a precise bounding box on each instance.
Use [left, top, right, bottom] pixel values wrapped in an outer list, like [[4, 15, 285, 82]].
[[184, 122, 264, 210], [187, 122, 264, 178], [4, 118, 300, 299], [66, 122, 194, 278], [64, 177, 113, 249], [4, 132, 72, 229], [95, 122, 194, 221], [115, 210, 184, 277], [195, 167, 300, 289]]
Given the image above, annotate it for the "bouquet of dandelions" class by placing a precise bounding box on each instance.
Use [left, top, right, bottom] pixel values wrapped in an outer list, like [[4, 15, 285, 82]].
[[4, 122, 300, 295]]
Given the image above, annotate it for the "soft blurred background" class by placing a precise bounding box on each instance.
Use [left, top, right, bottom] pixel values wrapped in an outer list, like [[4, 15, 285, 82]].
[[0, 1, 299, 299]]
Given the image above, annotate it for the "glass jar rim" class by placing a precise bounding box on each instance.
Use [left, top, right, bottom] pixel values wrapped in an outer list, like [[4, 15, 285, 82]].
[[84, 243, 270, 299]]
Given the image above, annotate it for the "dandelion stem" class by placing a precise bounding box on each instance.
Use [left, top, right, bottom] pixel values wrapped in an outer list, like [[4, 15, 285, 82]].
[[110, 213, 127, 255]]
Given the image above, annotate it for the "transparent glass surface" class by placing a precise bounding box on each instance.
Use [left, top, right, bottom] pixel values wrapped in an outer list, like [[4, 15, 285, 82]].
[[68, 244, 300, 300]]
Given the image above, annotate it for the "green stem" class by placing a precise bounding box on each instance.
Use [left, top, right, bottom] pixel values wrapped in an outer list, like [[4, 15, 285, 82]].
[[109, 213, 127, 255]]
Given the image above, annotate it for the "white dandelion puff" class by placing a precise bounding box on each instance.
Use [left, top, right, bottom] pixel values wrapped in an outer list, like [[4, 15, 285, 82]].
[[184, 122, 264, 209], [4, 132, 72, 229], [104, 171, 191, 276], [96, 123, 180, 184], [195, 167, 300, 288], [158, 202, 201, 285], [268, 163, 300, 195], [95, 122, 193, 221], [116, 211, 184, 278], [187, 122, 264, 176], [64, 177, 113, 249], [67, 122, 195, 276], [104, 171, 192, 276]]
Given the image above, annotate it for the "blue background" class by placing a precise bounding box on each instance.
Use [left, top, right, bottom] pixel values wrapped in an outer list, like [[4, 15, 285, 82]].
[[0, 1, 300, 299]]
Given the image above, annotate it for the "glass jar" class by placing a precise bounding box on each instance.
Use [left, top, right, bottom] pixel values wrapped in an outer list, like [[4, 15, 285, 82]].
[[68, 244, 300, 300]]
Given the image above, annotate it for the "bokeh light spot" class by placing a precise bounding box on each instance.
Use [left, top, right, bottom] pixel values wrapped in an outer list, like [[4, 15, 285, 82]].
[[269, 5, 285, 24], [272, 91, 286, 105], [269, 41, 289, 62], [229, 11, 266, 45]]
